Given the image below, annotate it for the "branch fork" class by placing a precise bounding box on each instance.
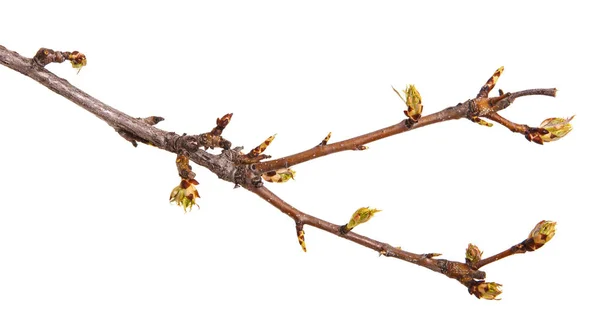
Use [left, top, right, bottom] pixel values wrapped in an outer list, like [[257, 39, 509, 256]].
[[0, 44, 570, 299]]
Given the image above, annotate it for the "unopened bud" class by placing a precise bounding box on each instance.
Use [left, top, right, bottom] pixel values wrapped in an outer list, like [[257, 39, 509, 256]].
[[473, 282, 503, 300], [465, 243, 483, 264], [528, 220, 557, 249], [393, 85, 423, 122], [539, 116, 574, 142], [341, 207, 381, 233]]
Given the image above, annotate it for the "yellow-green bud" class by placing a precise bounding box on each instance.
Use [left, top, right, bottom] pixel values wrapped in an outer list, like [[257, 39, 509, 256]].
[[474, 282, 503, 300], [346, 207, 382, 230], [528, 220, 557, 248], [170, 179, 200, 212], [465, 243, 483, 264], [393, 84, 423, 122], [539, 116, 574, 142]]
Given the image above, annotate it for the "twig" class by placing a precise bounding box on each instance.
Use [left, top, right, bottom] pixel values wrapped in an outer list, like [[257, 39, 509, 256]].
[[254, 89, 557, 174]]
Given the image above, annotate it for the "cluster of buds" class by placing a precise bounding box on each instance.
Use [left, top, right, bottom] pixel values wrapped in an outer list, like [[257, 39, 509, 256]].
[[262, 168, 296, 183], [68, 51, 87, 74], [393, 84, 423, 126], [170, 153, 200, 212], [470, 281, 503, 300], [170, 179, 200, 212], [526, 116, 574, 144], [527, 220, 557, 250], [340, 207, 381, 234]]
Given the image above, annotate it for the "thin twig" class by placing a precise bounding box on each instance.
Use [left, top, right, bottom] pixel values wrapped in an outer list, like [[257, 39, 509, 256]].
[[254, 87, 556, 174], [248, 184, 486, 287]]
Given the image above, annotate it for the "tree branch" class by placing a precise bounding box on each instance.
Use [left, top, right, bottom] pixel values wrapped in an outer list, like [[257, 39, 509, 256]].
[[248, 185, 487, 286], [254, 87, 556, 174], [0, 44, 566, 299]]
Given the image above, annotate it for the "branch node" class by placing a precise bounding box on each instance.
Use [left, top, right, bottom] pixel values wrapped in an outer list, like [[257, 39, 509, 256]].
[[317, 132, 332, 147], [33, 48, 87, 73]]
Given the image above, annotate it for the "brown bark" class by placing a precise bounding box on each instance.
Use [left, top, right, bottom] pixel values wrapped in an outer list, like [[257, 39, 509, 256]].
[[0, 44, 560, 299]]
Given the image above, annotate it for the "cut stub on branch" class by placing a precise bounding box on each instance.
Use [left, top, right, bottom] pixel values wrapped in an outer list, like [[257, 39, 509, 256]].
[[33, 48, 87, 73]]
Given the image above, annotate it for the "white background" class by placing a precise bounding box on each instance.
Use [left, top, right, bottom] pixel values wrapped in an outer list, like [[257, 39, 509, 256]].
[[1, 1, 598, 335]]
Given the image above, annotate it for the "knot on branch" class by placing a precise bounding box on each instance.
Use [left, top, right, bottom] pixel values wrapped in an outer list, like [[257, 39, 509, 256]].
[[437, 259, 486, 285], [198, 133, 232, 150], [234, 164, 263, 189], [167, 133, 201, 152]]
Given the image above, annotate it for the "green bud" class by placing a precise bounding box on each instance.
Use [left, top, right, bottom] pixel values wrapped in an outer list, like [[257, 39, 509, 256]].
[[346, 207, 382, 230], [539, 116, 574, 142]]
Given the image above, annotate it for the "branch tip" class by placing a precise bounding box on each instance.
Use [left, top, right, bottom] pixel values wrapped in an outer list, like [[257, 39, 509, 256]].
[[33, 48, 87, 73]]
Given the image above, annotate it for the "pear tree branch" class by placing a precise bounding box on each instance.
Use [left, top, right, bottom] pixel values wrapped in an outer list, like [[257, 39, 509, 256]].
[[0, 44, 569, 300]]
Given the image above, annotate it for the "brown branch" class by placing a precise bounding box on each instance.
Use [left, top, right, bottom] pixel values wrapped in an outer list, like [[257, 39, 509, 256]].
[[248, 184, 486, 281], [0, 44, 562, 299], [0, 44, 240, 182], [254, 88, 557, 174]]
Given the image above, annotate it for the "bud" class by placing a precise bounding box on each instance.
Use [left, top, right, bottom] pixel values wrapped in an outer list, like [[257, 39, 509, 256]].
[[473, 282, 503, 300], [393, 85, 423, 122], [465, 243, 483, 264], [528, 220, 557, 249], [248, 134, 277, 158], [142, 116, 165, 126], [296, 225, 307, 252], [472, 117, 494, 127], [539, 116, 574, 142], [342, 207, 382, 233], [262, 168, 296, 183], [68, 51, 87, 74], [169, 179, 200, 212], [478, 66, 504, 98]]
